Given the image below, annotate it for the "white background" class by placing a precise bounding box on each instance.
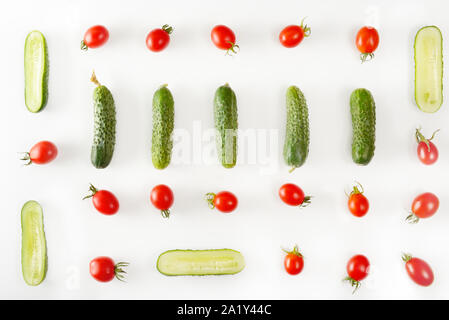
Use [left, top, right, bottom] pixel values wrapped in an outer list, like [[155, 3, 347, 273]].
[[1, 0, 449, 300]]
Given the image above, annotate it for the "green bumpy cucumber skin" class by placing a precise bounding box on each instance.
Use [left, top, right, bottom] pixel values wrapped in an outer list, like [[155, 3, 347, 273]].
[[283, 86, 310, 170], [350, 88, 376, 165], [24, 31, 49, 113], [214, 84, 238, 168], [91, 85, 116, 169], [152, 85, 174, 169]]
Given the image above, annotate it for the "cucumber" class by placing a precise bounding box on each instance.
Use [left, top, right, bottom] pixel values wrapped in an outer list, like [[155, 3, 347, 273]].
[[21, 201, 47, 286], [283, 86, 310, 171], [157, 249, 245, 276], [350, 88, 376, 165], [214, 84, 238, 168], [24, 31, 49, 113], [90, 72, 116, 169], [414, 26, 443, 113], [152, 85, 174, 169]]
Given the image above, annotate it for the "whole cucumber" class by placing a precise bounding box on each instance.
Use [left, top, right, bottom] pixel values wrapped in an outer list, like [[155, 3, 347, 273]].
[[152, 84, 174, 169], [90, 72, 116, 169], [350, 88, 376, 165], [214, 83, 238, 168], [283, 86, 310, 171]]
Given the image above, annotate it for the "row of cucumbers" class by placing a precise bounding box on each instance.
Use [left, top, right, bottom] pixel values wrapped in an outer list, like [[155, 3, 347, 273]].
[[26, 67, 377, 170]]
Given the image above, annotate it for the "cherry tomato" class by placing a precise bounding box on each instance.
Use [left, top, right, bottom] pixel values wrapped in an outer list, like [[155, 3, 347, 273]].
[[146, 24, 173, 52], [81, 25, 109, 50], [83, 184, 119, 215], [21, 141, 58, 165], [205, 191, 238, 213], [150, 184, 174, 218], [345, 254, 370, 293], [347, 183, 369, 217], [211, 25, 239, 54], [279, 18, 311, 48], [416, 128, 439, 165], [283, 245, 304, 275], [406, 192, 439, 223], [355, 26, 379, 62], [279, 183, 311, 207], [89, 256, 128, 282], [403, 254, 434, 287]]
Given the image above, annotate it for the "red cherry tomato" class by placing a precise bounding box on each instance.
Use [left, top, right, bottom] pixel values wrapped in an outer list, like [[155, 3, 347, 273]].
[[407, 192, 439, 223], [89, 256, 128, 282], [403, 254, 434, 287], [211, 25, 239, 54], [150, 184, 174, 218], [279, 183, 311, 207], [84, 184, 119, 215], [81, 25, 109, 50], [146, 25, 173, 52], [21, 141, 58, 165], [279, 19, 311, 48], [416, 128, 439, 165], [345, 254, 370, 292], [283, 245, 304, 275], [347, 183, 369, 217], [355, 26, 379, 62], [205, 191, 238, 213]]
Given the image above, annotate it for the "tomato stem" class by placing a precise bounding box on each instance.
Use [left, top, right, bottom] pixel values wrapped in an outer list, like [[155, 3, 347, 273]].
[[205, 193, 216, 209], [90, 71, 101, 87], [80, 40, 88, 51], [161, 210, 170, 218], [114, 262, 129, 282], [402, 253, 412, 263], [350, 182, 364, 196], [300, 17, 311, 37], [405, 212, 419, 224], [19, 152, 32, 165], [343, 276, 361, 294], [83, 184, 98, 200], [283, 245, 303, 257], [360, 52, 374, 63], [225, 42, 240, 56], [300, 196, 312, 208], [416, 128, 439, 152], [162, 24, 173, 34]]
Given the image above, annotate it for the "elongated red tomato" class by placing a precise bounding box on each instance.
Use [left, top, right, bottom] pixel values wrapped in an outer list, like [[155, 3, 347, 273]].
[[146, 25, 173, 52], [403, 254, 434, 286], [345, 254, 370, 293], [347, 183, 369, 217], [279, 183, 311, 207], [89, 256, 128, 282], [21, 141, 58, 165], [283, 245, 304, 275], [416, 128, 439, 165], [205, 191, 238, 213], [279, 18, 311, 48], [150, 184, 174, 218], [81, 25, 109, 50], [406, 192, 439, 223], [211, 25, 239, 54], [83, 184, 119, 215], [356, 26, 379, 62]]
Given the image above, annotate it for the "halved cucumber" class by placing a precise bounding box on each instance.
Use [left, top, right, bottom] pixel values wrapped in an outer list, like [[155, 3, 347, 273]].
[[414, 26, 443, 113], [24, 31, 49, 113], [21, 200, 47, 286], [157, 249, 245, 276]]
